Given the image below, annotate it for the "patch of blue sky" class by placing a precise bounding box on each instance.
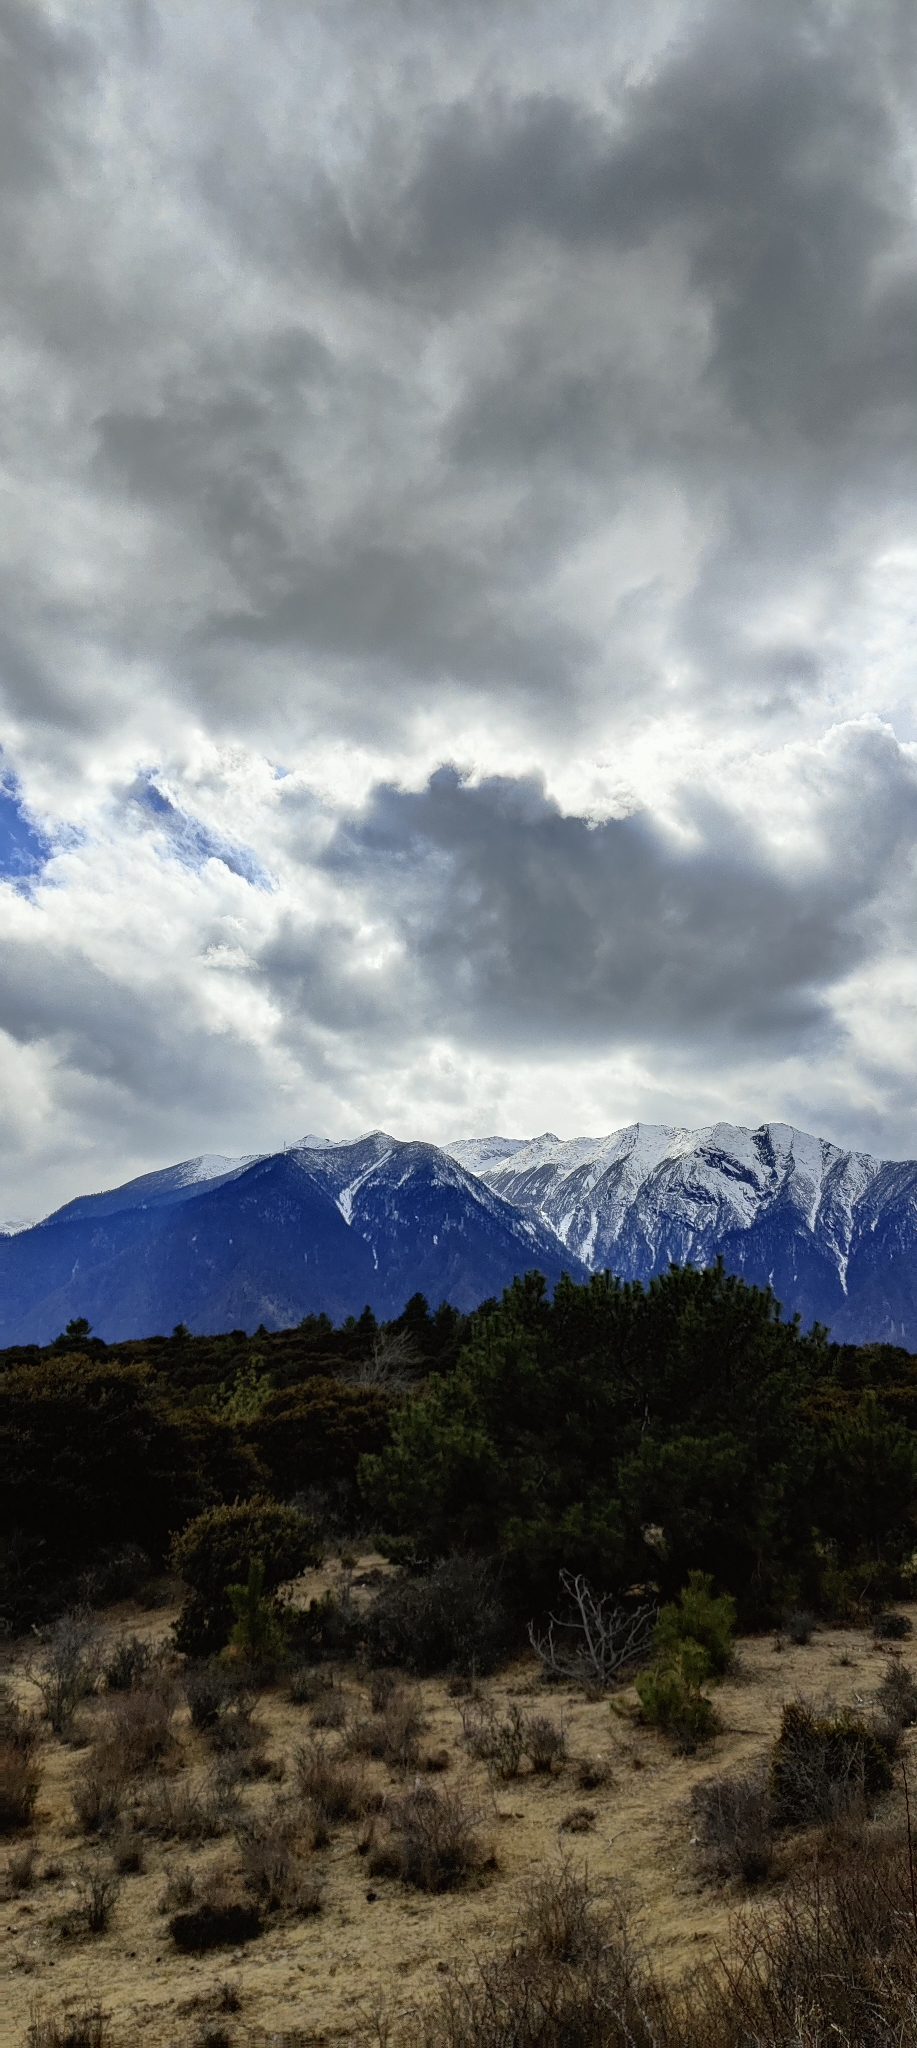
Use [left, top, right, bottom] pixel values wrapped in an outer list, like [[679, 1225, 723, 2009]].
[[130, 774, 272, 889], [0, 773, 55, 886]]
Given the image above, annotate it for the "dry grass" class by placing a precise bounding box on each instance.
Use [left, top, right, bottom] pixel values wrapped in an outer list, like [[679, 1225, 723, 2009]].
[[5, 1565, 917, 2046], [25, 2003, 110, 2047]]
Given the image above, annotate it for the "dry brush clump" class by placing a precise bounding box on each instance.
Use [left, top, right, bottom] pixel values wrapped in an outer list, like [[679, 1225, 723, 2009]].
[[417, 1862, 676, 2047], [689, 1765, 775, 1885], [769, 1698, 893, 1830], [360, 1554, 510, 1677], [26, 1610, 101, 1734], [460, 1698, 566, 1779], [574, 1755, 613, 1792], [71, 1757, 126, 1838], [71, 1670, 180, 1835], [101, 1633, 153, 1692], [184, 1661, 236, 1731], [416, 1832, 917, 2047], [5, 1841, 38, 1892], [309, 1689, 349, 1730], [25, 2002, 110, 2048], [559, 1805, 597, 1833], [288, 1666, 335, 1707], [872, 1610, 913, 1641], [364, 1782, 491, 1892], [294, 1736, 369, 1823], [691, 1830, 917, 2044], [104, 1669, 178, 1770], [235, 1800, 323, 1916], [136, 1772, 237, 1842], [168, 1863, 262, 1953], [57, 1858, 123, 1938], [347, 1688, 426, 1772], [1, 1683, 43, 1833], [690, 1676, 917, 1892], [875, 1655, 917, 1733]]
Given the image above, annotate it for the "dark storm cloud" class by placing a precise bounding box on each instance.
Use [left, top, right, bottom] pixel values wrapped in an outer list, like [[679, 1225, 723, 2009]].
[[0, 933, 261, 1116], [1, 0, 902, 724], [294, 728, 917, 1052], [0, 1, 91, 199]]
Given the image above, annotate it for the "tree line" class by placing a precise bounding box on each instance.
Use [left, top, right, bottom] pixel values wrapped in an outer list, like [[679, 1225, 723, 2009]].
[[3, 1262, 917, 1634]]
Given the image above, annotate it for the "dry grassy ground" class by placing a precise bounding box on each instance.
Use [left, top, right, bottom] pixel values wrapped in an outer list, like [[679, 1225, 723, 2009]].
[[3, 1562, 915, 2047]]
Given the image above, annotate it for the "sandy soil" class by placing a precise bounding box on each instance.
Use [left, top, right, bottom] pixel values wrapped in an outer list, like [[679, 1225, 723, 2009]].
[[3, 1564, 914, 2047]]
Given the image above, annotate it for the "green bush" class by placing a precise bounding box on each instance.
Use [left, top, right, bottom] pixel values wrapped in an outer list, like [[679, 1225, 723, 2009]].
[[225, 1557, 288, 1667], [170, 1496, 321, 1657], [0, 1357, 206, 1620], [359, 1262, 832, 1621], [653, 1571, 736, 1677], [635, 1646, 720, 1750], [244, 1378, 392, 1503]]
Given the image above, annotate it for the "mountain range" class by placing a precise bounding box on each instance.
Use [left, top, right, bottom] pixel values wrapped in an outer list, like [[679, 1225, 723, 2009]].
[[1, 1120, 915, 1347]]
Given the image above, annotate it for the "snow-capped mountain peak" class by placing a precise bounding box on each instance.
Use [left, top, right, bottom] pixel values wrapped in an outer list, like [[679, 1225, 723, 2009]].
[[446, 1119, 912, 1339]]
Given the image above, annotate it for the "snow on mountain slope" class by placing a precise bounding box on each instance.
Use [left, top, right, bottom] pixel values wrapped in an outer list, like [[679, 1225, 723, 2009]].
[[446, 1136, 532, 1175], [3, 1122, 915, 1346], [0, 1133, 588, 1343], [46, 1152, 261, 1226], [292, 1134, 583, 1293], [453, 1121, 879, 1269], [446, 1121, 917, 1340]]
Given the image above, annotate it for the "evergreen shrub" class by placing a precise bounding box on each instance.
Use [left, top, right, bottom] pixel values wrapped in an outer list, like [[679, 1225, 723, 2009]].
[[170, 1496, 321, 1657]]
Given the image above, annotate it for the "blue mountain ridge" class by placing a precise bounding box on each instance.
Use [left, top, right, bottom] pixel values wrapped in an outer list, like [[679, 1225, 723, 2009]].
[[0, 1136, 587, 1344], [1, 1121, 915, 1346]]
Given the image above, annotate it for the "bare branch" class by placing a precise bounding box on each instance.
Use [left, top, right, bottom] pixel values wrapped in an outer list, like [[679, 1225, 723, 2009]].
[[528, 1572, 656, 1689]]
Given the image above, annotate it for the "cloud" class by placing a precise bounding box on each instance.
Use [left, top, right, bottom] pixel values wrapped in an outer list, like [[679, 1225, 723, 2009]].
[[305, 724, 917, 1054], [127, 772, 272, 888], [0, 0, 913, 1215]]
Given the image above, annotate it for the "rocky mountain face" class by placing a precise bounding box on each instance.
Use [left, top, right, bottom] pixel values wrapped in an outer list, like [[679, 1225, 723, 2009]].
[[449, 1121, 917, 1345]]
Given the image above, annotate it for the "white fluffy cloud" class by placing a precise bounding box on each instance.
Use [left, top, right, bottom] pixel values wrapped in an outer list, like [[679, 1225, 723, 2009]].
[[0, 0, 915, 1219]]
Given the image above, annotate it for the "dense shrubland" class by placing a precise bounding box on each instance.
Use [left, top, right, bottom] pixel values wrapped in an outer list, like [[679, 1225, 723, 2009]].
[[3, 1264, 917, 1645], [361, 1264, 917, 1629]]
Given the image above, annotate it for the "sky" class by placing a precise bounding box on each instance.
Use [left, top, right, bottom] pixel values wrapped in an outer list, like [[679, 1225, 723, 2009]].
[[0, 0, 915, 1223]]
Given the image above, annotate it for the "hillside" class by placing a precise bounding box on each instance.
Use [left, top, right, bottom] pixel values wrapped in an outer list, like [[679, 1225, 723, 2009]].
[[3, 1568, 917, 2045]]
